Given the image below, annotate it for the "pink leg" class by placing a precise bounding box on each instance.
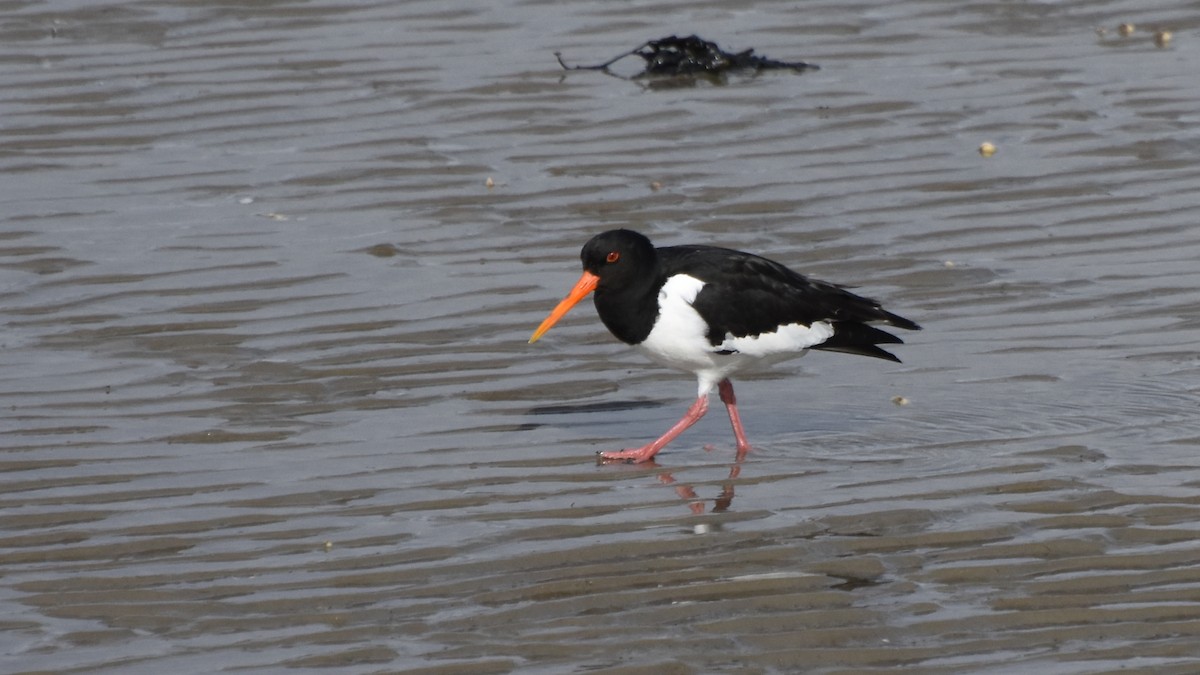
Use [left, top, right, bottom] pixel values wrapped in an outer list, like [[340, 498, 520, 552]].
[[718, 379, 752, 457], [599, 395, 709, 463]]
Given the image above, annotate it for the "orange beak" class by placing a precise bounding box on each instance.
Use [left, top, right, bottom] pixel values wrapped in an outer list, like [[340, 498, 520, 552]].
[[529, 270, 600, 343]]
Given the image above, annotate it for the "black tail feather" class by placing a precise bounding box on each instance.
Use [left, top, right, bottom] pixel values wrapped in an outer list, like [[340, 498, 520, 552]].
[[813, 321, 911, 362], [879, 310, 921, 332]]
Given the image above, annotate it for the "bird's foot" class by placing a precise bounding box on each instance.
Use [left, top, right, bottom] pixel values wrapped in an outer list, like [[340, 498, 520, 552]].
[[598, 446, 659, 464], [702, 442, 749, 456]]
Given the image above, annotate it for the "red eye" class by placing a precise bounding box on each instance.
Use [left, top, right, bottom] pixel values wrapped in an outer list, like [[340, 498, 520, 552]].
[[606, 251, 620, 263]]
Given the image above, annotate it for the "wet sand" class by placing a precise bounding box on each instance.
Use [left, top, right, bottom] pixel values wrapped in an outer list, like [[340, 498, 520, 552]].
[[3, 1, 1200, 673]]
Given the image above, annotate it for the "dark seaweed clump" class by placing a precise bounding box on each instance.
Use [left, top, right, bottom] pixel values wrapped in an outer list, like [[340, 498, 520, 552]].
[[556, 35, 818, 78]]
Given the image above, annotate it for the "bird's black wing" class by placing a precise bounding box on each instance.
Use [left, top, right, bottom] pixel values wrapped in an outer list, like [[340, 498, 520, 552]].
[[660, 245, 920, 362]]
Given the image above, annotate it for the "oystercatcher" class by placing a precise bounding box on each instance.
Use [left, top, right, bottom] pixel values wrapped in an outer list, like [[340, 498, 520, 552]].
[[529, 229, 920, 463]]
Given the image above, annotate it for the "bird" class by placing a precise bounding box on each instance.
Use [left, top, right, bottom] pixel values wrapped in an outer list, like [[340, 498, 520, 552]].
[[529, 229, 920, 463]]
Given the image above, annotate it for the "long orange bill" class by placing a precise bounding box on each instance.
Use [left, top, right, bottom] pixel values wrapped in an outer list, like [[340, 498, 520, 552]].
[[529, 270, 600, 343]]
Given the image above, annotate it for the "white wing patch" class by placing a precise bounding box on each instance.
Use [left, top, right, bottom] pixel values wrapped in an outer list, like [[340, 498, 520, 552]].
[[718, 320, 834, 357]]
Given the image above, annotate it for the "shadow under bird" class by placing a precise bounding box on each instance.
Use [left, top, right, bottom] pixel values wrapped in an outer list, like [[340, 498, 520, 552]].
[[530, 229, 920, 463]]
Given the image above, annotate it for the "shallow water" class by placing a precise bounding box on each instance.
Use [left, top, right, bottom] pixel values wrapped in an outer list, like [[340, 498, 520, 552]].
[[3, 1, 1200, 673]]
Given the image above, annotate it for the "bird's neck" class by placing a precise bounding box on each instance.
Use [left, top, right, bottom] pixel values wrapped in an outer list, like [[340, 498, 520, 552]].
[[593, 274, 662, 345]]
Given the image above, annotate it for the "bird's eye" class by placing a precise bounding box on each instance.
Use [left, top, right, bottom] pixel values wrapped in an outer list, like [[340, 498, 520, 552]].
[[606, 251, 620, 263]]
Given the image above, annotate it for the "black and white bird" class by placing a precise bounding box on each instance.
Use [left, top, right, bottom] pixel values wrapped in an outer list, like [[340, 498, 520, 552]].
[[529, 229, 920, 463]]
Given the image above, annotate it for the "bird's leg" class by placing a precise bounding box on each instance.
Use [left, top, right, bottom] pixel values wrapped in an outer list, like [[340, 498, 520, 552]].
[[599, 395, 709, 463], [717, 379, 752, 457]]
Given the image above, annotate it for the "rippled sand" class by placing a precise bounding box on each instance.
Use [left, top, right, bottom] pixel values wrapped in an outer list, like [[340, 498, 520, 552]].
[[3, 1, 1200, 673]]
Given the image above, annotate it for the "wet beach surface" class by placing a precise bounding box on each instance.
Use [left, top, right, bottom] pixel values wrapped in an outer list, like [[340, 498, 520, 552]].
[[3, 1, 1200, 673]]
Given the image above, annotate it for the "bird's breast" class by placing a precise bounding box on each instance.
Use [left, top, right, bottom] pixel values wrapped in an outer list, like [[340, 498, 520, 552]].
[[635, 274, 716, 371]]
